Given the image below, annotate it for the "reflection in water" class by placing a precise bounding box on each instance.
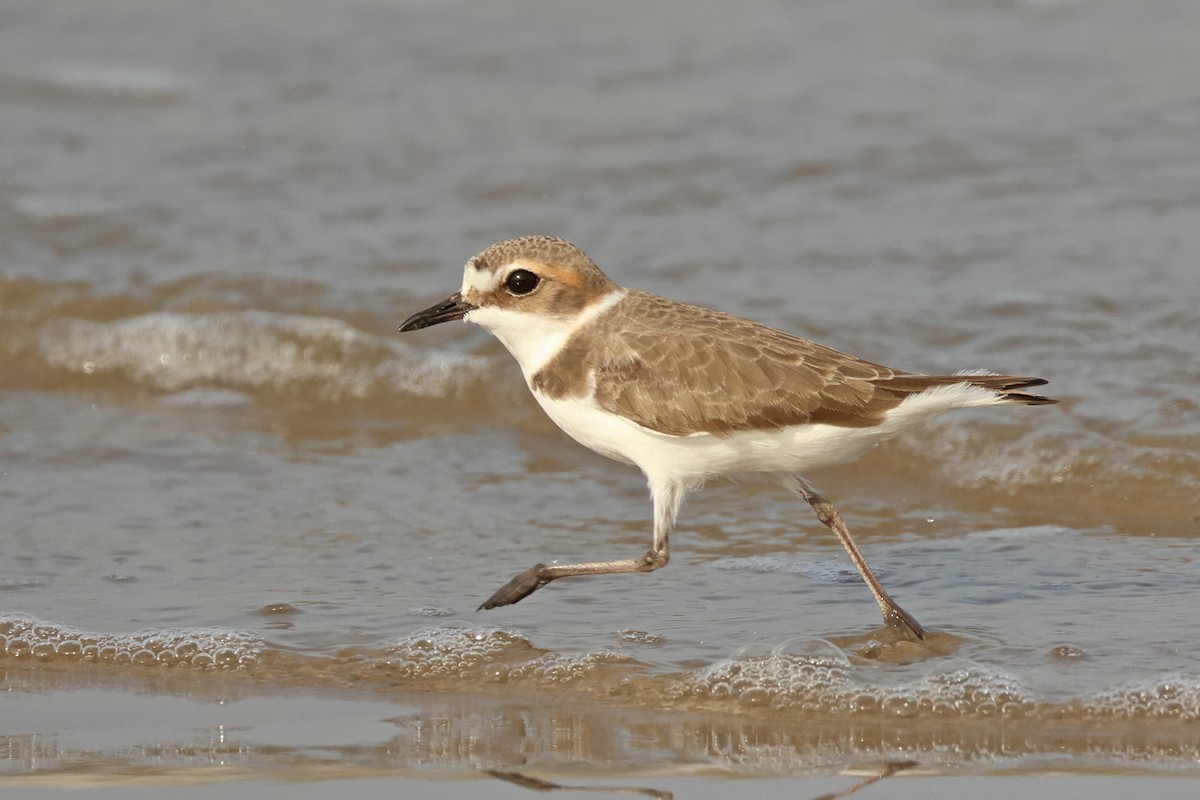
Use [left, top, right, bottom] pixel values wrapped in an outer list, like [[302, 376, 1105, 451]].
[[3, 655, 1200, 778], [486, 761, 918, 800], [489, 770, 673, 800], [811, 762, 918, 800]]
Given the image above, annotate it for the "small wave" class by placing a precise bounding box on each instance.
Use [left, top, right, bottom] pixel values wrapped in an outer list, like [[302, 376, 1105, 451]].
[[880, 416, 1200, 537], [668, 636, 1200, 723], [5, 615, 1200, 728], [30, 61, 193, 100], [710, 556, 869, 584], [36, 310, 488, 402], [356, 623, 631, 686], [962, 525, 1073, 541], [1073, 677, 1200, 722], [911, 416, 1200, 495], [0, 613, 263, 669], [14, 194, 118, 221]]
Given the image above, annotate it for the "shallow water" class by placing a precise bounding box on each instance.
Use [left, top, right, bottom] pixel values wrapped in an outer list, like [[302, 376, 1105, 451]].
[[2, 0, 1200, 787]]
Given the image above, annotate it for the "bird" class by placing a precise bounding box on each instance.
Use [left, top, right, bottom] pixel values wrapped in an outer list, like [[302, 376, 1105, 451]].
[[399, 236, 1056, 640]]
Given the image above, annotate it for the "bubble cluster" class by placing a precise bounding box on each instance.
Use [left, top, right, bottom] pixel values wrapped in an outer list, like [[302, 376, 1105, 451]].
[[7, 610, 1199, 726], [669, 638, 857, 712], [0, 613, 263, 669], [670, 638, 1040, 719], [1077, 676, 1200, 722], [617, 629, 666, 645], [372, 624, 536, 681], [912, 665, 1040, 719], [500, 649, 629, 685], [365, 623, 628, 687]]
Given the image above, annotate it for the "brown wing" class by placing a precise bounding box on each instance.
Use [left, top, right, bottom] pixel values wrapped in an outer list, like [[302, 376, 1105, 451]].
[[558, 291, 1054, 437], [578, 292, 903, 436]]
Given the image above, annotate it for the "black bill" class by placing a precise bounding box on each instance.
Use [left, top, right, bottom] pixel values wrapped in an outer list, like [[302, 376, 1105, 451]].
[[398, 293, 478, 332]]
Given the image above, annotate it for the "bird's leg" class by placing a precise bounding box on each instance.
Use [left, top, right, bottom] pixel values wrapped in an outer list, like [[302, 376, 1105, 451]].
[[479, 481, 684, 610], [478, 549, 669, 609], [788, 477, 927, 640]]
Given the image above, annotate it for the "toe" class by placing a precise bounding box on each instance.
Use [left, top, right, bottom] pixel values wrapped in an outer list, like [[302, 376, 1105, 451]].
[[478, 564, 550, 610]]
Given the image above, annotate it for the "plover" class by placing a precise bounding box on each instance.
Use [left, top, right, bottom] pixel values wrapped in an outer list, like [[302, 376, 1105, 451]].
[[400, 236, 1055, 639]]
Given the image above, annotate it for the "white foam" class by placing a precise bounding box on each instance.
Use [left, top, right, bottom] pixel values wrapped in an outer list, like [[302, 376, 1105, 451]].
[[37, 310, 488, 399], [40, 62, 194, 97], [0, 613, 263, 669], [374, 623, 627, 685]]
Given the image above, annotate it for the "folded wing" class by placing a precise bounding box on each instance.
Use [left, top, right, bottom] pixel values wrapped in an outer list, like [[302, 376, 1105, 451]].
[[584, 292, 1053, 437]]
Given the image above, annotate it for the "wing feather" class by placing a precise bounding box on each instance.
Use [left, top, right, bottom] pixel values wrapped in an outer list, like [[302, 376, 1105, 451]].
[[587, 292, 903, 436]]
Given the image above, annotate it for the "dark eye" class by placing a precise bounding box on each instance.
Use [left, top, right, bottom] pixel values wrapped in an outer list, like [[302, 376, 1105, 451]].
[[505, 269, 540, 295]]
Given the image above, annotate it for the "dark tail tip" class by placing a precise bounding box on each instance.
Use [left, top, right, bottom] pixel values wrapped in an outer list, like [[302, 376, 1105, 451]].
[[1002, 391, 1058, 405], [997, 378, 1056, 405]]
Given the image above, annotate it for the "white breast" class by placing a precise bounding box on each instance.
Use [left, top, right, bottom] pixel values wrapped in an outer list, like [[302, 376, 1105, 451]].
[[465, 289, 628, 380]]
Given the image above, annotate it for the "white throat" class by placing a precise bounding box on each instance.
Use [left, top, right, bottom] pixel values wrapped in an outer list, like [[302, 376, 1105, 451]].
[[466, 289, 627, 380]]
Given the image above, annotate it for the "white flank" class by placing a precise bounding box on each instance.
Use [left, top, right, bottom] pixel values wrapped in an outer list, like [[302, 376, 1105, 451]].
[[532, 380, 1007, 487]]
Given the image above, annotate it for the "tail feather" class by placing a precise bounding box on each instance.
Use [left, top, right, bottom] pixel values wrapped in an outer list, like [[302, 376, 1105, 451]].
[[878, 374, 1057, 405]]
